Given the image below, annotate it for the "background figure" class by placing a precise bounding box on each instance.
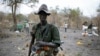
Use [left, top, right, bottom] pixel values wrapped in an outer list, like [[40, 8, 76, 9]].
[[25, 22, 30, 36], [64, 23, 68, 32], [92, 26, 99, 36], [82, 24, 88, 37], [88, 23, 93, 34], [16, 24, 23, 32], [82, 25, 88, 32], [82, 22, 88, 31]]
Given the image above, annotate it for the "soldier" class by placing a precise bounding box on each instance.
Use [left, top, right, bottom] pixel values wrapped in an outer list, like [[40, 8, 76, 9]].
[[28, 4, 61, 56]]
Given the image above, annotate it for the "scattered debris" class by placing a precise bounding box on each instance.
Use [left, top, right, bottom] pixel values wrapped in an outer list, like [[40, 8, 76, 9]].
[[15, 30, 20, 34], [91, 39, 94, 41], [64, 36, 67, 38], [82, 32, 88, 37], [22, 48, 25, 50], [26, 43, 30, 47], [77, 41, 83, 46], [79, 38, 83, 40], [18, 47, 21, 50], [76, 52, 82, 56]]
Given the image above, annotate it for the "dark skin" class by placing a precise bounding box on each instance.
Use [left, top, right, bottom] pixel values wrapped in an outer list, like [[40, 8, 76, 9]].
[[28, 11, 48, 56], [39, 11, 48, 25]]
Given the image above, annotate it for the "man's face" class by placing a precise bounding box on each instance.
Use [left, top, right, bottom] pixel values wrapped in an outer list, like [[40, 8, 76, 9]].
[[39, 11, 48, 22]]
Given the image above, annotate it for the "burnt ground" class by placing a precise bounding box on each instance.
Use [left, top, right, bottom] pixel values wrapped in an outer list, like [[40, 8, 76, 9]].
[[0, 28, 100, 56]]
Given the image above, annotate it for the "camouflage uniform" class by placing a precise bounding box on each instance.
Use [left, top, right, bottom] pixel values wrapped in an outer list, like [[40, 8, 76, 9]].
[[29, 4, 61, 56], [32, 22, 61, 56], [32, 22, 61, 45]]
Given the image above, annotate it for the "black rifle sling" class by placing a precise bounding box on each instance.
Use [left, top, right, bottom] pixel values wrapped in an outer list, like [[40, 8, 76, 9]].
[[42, 24, 50, 41]]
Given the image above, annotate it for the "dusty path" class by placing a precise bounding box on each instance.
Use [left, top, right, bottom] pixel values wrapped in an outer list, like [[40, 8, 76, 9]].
[[60, 29, 100, 56], [0, 29, 100, 56]]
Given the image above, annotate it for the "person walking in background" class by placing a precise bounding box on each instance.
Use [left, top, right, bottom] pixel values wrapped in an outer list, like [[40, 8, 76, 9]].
[[82, 22, 88, 36], [64, 23, 68, 32], [82, 22, 88, 32], [88, 23, 93, 36], [25, 22, 30, 36]]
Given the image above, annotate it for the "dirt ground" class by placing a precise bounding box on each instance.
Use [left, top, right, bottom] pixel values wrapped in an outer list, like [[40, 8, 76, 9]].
[[0, 28, 100, 56]]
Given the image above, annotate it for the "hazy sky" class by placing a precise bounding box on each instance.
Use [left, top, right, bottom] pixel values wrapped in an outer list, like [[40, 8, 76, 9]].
[[0, 0, 100, 17]]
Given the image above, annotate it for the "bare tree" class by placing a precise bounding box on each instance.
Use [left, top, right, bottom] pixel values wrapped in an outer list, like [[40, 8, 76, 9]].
[[50, 9, 57, 25], [1, 0, 38, 30], [61, 8, 70, 28], [68, 8, 82, 29], [0, 11, 5, 22], [28, 13, 39, 23], [96, 4, 100, 34]]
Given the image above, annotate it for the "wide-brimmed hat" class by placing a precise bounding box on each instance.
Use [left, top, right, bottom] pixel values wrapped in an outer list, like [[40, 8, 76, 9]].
[[35, 4, 50, 15]]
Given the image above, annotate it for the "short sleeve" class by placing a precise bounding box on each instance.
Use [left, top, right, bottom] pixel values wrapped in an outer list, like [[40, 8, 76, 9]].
[[51, 25, 61, 46]]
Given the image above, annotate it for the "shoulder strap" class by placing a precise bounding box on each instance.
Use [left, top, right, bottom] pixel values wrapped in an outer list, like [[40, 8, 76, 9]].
[[42, 24, 52, 41]]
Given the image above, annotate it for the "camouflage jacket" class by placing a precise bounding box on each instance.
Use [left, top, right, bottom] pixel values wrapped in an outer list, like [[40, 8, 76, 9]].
[[32, 23, 61, 46]]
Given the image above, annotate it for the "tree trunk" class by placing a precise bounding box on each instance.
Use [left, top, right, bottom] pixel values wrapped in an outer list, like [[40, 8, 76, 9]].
[[12, 2, 17, 31], [12, 0, 17, 31], [76, 17, 79, 29]]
